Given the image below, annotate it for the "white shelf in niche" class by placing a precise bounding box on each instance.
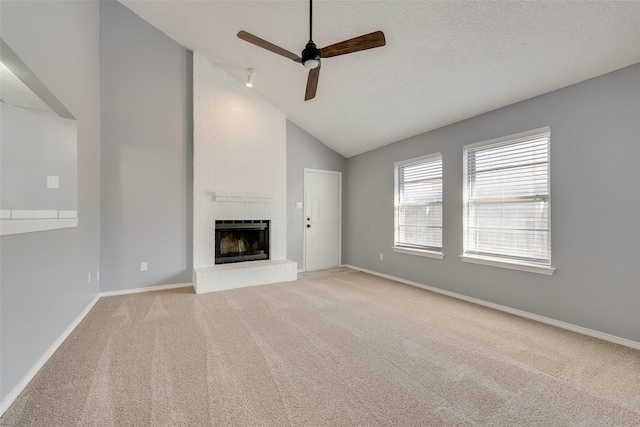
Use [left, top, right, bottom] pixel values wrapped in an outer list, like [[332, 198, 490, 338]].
[[210, 191, 273, 203], [0, 210, 78, 236], [1, 219, 78, 236]]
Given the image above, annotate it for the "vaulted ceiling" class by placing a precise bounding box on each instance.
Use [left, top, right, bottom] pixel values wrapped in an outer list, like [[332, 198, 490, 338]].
[[119, 1, 640, 157]]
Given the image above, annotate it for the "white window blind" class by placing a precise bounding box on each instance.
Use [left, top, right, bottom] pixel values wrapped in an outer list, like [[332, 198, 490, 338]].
[[394, 153, 443, 252], [463, 128, 551, 265]]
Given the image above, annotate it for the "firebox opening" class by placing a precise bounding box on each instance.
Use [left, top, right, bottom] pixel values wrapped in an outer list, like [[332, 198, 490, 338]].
[[215, 220, 269, 264]]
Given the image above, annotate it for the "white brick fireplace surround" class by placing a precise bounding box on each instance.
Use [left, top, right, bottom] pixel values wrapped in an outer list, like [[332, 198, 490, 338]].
[[192, 52, 296, 293]]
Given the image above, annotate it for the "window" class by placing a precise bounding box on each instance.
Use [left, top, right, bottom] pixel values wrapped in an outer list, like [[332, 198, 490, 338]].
[[394, 153, 443, 258], [462, 127, 553, 274]]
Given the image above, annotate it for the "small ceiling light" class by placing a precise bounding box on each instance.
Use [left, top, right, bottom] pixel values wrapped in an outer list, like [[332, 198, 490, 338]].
[[246, 68, 255, 87]]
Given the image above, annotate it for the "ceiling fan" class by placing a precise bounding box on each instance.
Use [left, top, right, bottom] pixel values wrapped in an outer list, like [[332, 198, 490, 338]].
[[237, 0, 386, 101]]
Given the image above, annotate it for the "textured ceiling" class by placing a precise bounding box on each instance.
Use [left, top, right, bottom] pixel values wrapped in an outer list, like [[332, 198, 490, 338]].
[[0, 61, 51, 111], [119, 0, 640, 158]]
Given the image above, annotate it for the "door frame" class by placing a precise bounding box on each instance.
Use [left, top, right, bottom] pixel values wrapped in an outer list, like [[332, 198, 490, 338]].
[[303, 168, 342, 272]]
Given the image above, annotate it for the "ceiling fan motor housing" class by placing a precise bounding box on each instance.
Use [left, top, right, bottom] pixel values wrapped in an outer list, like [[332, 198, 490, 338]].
[[302, 41, 321, 69]]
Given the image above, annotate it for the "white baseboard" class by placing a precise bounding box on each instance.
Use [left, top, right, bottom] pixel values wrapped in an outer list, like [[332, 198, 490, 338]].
[[99, 282, 192, 297], [0, 294, 101, 416], [343, 264, 640, 351]]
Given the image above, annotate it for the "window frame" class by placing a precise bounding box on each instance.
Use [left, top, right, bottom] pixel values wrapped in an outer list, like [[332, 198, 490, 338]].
[[393, 152, 444, 259], [460, 127, 555, 275]]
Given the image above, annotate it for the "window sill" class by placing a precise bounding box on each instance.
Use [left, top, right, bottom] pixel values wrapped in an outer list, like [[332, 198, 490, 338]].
[[393, 246, 444, 260], [460, 254, 555, 275]]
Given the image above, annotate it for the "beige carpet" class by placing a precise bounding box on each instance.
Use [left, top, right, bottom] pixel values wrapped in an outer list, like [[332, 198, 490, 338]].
[[2, 271, 639, 426]]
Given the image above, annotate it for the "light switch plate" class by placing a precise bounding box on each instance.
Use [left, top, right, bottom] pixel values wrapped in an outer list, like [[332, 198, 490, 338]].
[[140, 262, 148, 272], [47, 176, 60, 189], [295, 201, 303, 209]]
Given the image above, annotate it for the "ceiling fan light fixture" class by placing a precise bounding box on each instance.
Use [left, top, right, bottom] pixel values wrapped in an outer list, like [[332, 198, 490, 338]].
[[303, 59, 320, 69], [302, 41, 321, 69], [246, 68, 255, 87]]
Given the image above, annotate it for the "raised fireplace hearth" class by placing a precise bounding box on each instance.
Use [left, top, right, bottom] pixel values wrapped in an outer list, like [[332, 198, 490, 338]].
[[215, 220, 269, 264]]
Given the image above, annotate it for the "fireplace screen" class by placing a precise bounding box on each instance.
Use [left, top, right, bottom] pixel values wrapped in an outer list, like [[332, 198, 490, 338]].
[[215, 220, 269, 264]]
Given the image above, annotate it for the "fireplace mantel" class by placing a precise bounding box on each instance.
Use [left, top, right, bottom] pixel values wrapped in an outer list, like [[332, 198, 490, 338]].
[[210, 191, 273, 203]]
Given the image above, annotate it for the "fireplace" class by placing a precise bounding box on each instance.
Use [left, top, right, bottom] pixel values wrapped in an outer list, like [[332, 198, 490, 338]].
[[215, 220, 269, 264]]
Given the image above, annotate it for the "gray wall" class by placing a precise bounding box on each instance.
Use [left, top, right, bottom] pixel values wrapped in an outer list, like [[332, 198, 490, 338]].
[[99, 0, 193, 291], [286, 120, 346, 269], [0, 0, 101, 402], [344, 63, 640, 343], [1, 104, 77, 210]]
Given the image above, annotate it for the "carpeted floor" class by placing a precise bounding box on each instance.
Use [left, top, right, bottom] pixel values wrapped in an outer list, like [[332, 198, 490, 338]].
[[2, 271, 639, 426]]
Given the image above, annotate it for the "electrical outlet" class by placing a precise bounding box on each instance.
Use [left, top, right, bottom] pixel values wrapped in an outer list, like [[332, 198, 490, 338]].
[[140, 262, 148, 272], [380, 253, 383, 260], [87, 273, 91, 284]]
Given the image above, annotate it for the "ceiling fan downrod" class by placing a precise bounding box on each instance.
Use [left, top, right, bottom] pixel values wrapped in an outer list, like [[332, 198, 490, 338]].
[[309, 0, 313, 42]]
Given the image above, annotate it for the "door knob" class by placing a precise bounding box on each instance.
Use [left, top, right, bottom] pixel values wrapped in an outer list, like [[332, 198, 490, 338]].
[[307, 224, 311, 228]]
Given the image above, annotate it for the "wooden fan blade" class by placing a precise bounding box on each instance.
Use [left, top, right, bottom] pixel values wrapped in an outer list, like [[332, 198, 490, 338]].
[[321, 31, 386, 58], [305, 66, 320, 101], [237, 31, 301, 62]]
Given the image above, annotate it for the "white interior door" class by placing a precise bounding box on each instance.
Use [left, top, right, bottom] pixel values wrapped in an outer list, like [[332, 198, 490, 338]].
[[304, 169, 341, 271]]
